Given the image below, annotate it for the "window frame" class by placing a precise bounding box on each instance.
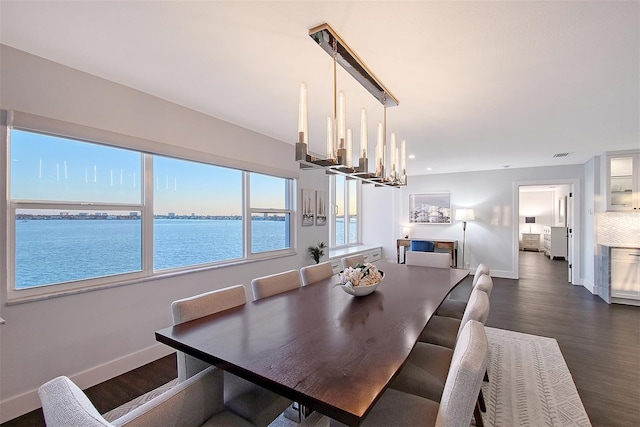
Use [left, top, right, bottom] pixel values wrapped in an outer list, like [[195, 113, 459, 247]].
[[3, 113, 298, 303], [330, 174, 362, 249]]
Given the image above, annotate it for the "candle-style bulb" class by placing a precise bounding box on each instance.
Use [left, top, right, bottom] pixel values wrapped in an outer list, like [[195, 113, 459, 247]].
[[346, 129, 353, 168], [360, 109, 368, 158], [326, 116, 334, 160], [297, 82, 308, 144]]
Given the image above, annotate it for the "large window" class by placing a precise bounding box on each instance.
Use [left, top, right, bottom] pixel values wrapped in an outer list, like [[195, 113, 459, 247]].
[[249, 173, 292, 254], [153, 156, 243, 269], [332, 175, 360, 247], [7, 127, 295, 299]]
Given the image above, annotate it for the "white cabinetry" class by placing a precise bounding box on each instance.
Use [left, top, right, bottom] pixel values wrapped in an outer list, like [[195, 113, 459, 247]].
[[611, 248, 640, 300], [521, 233, 540, 251], [607, 153, 639, 211], [543, 226, 567, 260], [329, 246, 382, 274]]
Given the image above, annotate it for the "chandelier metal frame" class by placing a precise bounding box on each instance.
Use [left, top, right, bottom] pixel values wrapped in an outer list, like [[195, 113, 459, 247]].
[[295, 23, 406, 188]]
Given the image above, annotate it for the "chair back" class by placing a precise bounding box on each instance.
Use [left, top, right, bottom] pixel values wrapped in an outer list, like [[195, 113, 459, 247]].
[[410, 240, 436, 252], [39, 367, 227, 427], [300, 261, 334, 286], [171, 285, 246, 381], [39, 376, 113, 427], [251, 269, 302, 301], [405, 251, 450, 268], [474, 274, 494, 297], [341, 254, 365, 269], [456, 289, 490, 342], [471, 263, 491, 287], [436, 320, 488, 427]]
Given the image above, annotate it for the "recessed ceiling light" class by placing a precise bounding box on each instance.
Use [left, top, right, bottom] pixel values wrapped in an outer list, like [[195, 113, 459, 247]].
[[427, 167, 432, 171], [408, 154, 416, 159], [503, 165, 511, 168]]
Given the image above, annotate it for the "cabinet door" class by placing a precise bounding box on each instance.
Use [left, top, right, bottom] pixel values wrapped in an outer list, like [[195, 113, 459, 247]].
[[611, 253, 640, 299], [608, 155, 638, 211]]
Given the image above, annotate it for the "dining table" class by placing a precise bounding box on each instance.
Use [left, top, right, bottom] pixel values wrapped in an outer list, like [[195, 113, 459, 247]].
[[155, 261, 469, 426]]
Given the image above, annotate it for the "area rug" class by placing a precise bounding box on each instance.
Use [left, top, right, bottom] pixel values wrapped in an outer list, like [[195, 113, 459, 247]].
[[104, 327, 591, 426], [480, 327, 591, 427]]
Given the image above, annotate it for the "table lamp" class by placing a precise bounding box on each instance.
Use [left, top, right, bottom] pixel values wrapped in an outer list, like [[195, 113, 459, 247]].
[[525, 216, 535, 233], [402, 226, 410, 238], [455, 208, 475, 269]]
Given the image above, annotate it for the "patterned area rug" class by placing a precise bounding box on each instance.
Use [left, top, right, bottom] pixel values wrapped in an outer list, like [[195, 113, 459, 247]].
[[481, 327, 591, 427], [104, 327, 591, 426]]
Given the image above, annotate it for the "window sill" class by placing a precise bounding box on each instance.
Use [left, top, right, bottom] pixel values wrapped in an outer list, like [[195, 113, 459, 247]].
[[5, 250, 297, 306]]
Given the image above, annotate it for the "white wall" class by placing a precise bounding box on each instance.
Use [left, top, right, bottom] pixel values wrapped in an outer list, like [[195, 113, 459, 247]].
[[582, 156, 600, 292], [0, 45, 330, 422], [365, 165, 586, 279]]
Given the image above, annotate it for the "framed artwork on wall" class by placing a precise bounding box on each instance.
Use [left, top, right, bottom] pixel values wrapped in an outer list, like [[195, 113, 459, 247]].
[[316, 190, 327, 226], [302, 189, 314, 226], [409, 192, 451, 224]]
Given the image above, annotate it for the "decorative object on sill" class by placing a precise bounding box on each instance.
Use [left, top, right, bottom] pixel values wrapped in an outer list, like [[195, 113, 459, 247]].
[[295, 23, 407, 188], [316, 190, 327, 226], [409, 193, 452, 224], [302, 189, 314, 226], [456, 208, 476, 269], [308, 242, 327, 264], [525, 216, 535, 233]]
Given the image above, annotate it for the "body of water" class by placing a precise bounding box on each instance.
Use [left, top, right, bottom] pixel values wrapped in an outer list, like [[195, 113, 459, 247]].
[[15, 219, 287, 289]]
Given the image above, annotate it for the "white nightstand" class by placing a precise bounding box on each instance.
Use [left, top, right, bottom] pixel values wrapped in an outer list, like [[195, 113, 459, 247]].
[[521, 233, 540, 252]]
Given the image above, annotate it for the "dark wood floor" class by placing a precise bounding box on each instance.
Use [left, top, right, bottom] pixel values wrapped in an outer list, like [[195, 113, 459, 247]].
[[4, 251, 638, 426]]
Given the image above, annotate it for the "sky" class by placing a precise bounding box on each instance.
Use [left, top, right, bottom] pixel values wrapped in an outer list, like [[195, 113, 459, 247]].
[[10, 129, 287, 216]]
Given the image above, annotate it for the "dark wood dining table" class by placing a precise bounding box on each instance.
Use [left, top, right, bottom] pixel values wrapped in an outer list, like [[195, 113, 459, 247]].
[[155, 261, 468, 426]]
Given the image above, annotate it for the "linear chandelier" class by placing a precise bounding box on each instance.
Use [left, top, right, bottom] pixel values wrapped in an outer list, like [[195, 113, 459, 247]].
[[295, 23, 407, 188]]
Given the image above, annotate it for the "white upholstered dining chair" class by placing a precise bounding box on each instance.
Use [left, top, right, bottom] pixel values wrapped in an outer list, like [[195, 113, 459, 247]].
[[341, 254, 365, 269], [300, 261, 334, 286], [405, 251, 451, 268], [389, 289, 490, 427], [360, 320, 488, 427], [38, 366, 255, 427], [419, 288, 490, 349], [250, 270, 302, 301], [171, 285, 292, 426], [435, 263, 491, 319]]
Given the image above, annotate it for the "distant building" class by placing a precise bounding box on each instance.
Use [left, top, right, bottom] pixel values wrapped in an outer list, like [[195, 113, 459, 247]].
[[168, 212, 175, 218]]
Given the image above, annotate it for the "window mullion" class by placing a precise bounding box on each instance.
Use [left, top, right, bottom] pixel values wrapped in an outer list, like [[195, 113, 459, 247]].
[[243, 172, 250, 259], [143, 154, 153, 274]]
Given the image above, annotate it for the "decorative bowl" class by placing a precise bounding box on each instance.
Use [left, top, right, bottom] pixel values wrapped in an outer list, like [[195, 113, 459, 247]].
[[335, 271, 384, 297]]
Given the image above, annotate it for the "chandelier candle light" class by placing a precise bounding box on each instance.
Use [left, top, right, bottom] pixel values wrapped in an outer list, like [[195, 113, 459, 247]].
[[295, 23, 407, 188]]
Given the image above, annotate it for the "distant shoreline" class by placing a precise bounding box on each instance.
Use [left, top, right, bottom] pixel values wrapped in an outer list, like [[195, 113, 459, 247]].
[[16, 215, 286, 221]]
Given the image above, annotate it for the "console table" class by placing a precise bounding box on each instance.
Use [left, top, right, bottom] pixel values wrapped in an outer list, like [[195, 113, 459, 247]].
[[397, 239, 458, 268]]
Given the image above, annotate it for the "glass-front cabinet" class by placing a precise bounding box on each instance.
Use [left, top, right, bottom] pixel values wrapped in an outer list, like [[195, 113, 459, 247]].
[[608, 153, 639, 211]]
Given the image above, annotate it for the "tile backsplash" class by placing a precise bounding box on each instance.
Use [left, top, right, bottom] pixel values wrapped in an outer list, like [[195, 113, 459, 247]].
[[596, 212, 640, 247]]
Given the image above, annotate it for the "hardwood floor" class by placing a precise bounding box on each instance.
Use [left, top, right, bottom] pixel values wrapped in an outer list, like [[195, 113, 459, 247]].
[[3, 251, 638, 426], [485, 251, 639, 427]]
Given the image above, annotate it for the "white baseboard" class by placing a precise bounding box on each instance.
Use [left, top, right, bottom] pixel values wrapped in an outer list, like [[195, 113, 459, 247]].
[[0, 343, 174, 424]]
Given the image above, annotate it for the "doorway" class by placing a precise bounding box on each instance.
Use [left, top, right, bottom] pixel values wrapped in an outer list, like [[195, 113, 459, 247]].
[[515, 181, 578, 284]]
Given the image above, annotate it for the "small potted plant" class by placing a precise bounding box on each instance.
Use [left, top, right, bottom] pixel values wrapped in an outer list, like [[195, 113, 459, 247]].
[[307, 242, 327, 264]]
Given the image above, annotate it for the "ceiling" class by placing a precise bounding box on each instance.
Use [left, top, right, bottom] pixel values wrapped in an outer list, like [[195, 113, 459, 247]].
[[1, 1, 638, 176]]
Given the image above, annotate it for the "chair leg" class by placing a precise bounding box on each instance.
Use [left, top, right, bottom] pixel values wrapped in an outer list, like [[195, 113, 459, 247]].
[[474, 401, 485, 427], [478, 389, 486, 413]]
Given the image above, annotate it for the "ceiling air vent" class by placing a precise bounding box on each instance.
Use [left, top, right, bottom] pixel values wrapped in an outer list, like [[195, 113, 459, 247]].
[[553, 152, 570, 158]]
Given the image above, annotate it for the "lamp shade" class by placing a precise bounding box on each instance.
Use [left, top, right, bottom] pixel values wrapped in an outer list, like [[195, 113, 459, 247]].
[[525, 217, 536, 224], [455, 208, 475, 221]]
